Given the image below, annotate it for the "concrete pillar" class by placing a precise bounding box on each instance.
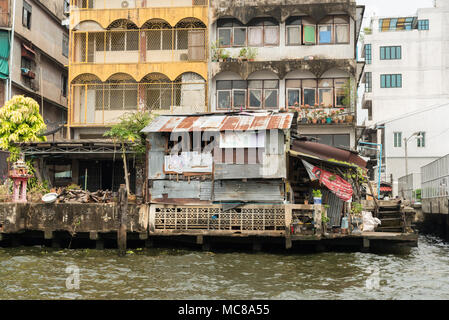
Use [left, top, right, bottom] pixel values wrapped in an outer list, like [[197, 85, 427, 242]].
[[362, 238, 370, 253], [252, 241, 262, 252], [144, 239, 154, 248], [95, 239, 104, 250], [202, 242, 210, 251]]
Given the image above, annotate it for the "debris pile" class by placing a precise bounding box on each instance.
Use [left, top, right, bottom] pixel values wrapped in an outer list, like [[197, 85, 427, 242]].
[[57, 189, 115, 204]]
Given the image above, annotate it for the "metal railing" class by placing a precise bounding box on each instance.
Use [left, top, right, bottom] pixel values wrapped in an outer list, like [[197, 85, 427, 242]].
[[70, 0, 208, 10], [70, 81, 207, 125], [72, 28, 207, 64]]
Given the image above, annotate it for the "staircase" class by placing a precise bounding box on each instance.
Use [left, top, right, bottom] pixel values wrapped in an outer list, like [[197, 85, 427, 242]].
[[374, 200, 415, 233]]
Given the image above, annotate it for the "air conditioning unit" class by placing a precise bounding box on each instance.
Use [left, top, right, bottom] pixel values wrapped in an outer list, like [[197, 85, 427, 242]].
[[121, 1, 129, 8]]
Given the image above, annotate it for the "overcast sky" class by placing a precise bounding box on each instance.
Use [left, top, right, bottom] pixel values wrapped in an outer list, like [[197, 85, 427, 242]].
[[358, 0, 434, 25]]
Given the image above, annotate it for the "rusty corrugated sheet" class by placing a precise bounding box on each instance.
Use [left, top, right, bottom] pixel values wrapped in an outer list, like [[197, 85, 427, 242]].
[[291, 140, 367, 168], [142, 113, 293, 133]]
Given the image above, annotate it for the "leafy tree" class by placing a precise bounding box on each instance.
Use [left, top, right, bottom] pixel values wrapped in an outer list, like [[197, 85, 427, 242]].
[[103, 111, 153, 194], [0, 95, 47, 161]]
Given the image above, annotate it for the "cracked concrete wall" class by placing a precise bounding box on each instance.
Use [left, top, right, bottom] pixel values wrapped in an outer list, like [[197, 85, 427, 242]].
[[0, 203, 148, 234], [210, 0, 357, 24]]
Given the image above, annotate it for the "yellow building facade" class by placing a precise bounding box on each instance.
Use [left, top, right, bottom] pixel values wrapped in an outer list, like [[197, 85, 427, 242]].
[[68, 0, 209, 137]]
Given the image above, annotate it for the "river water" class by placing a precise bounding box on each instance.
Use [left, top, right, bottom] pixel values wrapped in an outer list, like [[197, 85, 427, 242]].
[[0, 235, 448, 300]]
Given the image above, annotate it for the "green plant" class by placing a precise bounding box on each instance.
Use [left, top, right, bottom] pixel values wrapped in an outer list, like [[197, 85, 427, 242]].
[[104, 111, 153, 194], [341, 79, 355, 109], [322, 213, 330, 223], [414, 189, 422, 201], [351, 202, 363, 216], [312, 189, 322, 198], [211, 41, 223, 62], [238, 47, 248, 58], [0, 95, 47, 161], [247, 47, 257, 60], [66, 184, 82, 190], [329, 175, 337, 181]]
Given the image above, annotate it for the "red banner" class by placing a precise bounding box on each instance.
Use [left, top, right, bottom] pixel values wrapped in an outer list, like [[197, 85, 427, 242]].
[[302, 160, 353, 201]]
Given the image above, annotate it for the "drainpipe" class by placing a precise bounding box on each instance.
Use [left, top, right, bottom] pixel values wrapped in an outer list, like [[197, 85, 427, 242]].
[[7, 0, 17, 100]]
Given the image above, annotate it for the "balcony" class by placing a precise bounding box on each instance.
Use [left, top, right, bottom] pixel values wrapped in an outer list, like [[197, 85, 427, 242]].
[[70, 0, 208, 10], [72, 28, 207, 64], [69, 76, 207, 126]]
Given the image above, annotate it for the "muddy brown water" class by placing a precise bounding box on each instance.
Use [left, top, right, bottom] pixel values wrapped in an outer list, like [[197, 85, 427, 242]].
[[0, 235, 448, 300]]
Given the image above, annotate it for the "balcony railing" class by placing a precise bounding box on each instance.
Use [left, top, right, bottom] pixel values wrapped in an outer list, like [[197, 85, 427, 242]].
[[70, 81, 207, 125], [70, 0, 208, 10], [72, 28, 207, 64]]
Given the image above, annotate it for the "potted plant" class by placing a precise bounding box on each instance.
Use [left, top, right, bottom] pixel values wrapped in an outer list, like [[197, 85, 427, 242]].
[[345, 114, 354, 123], [312, 189, 322, 204], [239, 48, 248, 61], [326, 112, 332, 124], [247, 47, 257, 61], [211, 41, 222, 62]]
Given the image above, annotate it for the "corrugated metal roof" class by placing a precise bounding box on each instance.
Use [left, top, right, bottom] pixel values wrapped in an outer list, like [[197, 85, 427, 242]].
[[141, 113, 294, 133]]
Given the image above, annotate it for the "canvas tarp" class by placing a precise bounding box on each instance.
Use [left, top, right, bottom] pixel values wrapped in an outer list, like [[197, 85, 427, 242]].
[[0, 31, 10, 80]]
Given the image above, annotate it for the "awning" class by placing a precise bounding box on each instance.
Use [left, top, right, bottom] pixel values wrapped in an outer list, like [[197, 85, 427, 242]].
[[141, 112, 294, 133], [0, 31, 10, 80], [380, 186, 392, 192], [22, 43, 36, 55], [291, 140, 367, 168]]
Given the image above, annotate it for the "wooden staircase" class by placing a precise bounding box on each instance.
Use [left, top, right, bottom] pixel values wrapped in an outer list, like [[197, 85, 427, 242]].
[[372, 200, 416, 233]]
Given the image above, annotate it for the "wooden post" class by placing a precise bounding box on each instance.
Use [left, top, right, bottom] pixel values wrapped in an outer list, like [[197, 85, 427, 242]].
[[117, 184, 128, 255]]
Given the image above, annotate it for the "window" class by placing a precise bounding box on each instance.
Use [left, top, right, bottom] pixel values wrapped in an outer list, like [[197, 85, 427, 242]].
[[248, 18, 279, 47], [248, 79, 279, 109], [64, 0, 70, 16], [302, 17, 316, 45], [62, 33, 69, 58], [216, 80, 247, 110], [418, 19, 429, 30], [417, 132, 426, 148], [364, 72, 372, 92], [380, 46, 401, 60], [379, 17, 417, 32], [381, 74, 402, 88], [22, 1, 32, 29], [217, 19, 246, 47], [285, 78, 349, 108], [318, 17, 333, 44], [286, 17, 301, 45], [394, 132, 402, 148], [364, 44, 372, 64], [318, 79, 333, 107], [302, 79, 317, 106], [61, 74, 68, 97]]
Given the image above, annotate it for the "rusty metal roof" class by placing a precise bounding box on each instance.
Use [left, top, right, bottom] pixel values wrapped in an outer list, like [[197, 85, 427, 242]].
[[141, 113, 294, 133], [291, 140, 367, 168]]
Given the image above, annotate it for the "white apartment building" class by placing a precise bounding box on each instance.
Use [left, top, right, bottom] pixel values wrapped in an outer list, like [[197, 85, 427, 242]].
[[360, 0, 449, 195]]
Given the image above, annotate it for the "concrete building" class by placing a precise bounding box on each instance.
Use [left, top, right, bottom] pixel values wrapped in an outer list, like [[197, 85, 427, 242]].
[[0, 0, 69, 138], [68, 0, 208, 140], [359, 0, 449, 195], [209, 0, 365, 149]]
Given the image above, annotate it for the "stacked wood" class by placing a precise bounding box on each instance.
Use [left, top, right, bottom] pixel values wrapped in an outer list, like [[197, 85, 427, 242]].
[[57, 188, 115, 204]]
